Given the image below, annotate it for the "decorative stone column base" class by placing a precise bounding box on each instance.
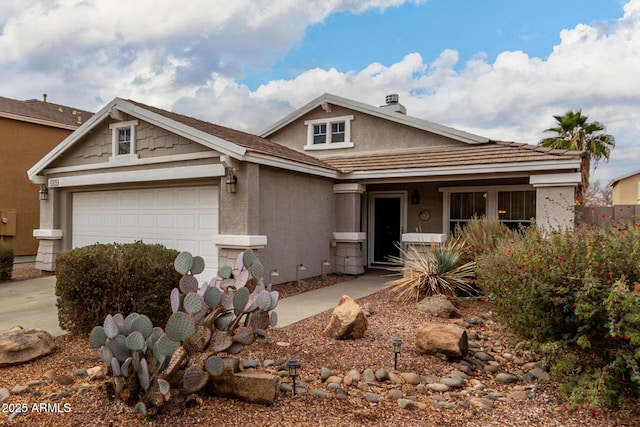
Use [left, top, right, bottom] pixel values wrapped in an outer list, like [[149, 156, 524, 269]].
[[33, 229, 63, 272], [214, 235, 267, 277], [332, 232, 366, 276]]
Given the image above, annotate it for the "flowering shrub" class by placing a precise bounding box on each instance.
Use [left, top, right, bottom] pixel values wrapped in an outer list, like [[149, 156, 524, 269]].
[[476, 223, 640, 409]]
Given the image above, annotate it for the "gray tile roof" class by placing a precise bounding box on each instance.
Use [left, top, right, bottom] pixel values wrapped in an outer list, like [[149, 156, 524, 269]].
[[0, 95, 94, 128]]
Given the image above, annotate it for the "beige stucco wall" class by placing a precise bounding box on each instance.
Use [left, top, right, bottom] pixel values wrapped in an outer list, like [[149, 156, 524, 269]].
[[535, 186, 576, 232], [612, 175, 640, 205], [255, 166, 335, 283], [267, 105, 464, 157]]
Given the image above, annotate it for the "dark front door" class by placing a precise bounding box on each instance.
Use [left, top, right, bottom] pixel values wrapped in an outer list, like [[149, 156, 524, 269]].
[[372, 196, 402, 264]]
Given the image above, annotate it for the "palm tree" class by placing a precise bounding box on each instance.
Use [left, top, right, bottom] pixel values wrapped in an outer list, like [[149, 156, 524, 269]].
[[538, 110, 615, 205]]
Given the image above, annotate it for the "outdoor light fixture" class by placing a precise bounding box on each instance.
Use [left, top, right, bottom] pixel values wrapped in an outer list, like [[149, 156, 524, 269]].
[[269, 269, 280, 285], [391, 338, 403, 370], [286, 359, 300, 395], [321, 260, 330, 281], [226, 169, 237, 193], [296, 263, 306, 283], [39, 184, 48, 201], [411, 189, 420, 205]]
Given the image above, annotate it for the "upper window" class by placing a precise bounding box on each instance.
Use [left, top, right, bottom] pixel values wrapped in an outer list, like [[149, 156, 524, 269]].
[[304, 115, 354, 151], [109, 120, 139, 161]]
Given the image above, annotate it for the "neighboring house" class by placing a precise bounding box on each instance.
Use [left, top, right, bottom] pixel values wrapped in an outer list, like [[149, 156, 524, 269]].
[[28, 93, 583, 282], [0, 95, 93, 256], [610, 170, 640, 205]]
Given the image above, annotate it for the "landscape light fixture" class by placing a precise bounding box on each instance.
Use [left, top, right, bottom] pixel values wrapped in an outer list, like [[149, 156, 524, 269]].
[[391, 338, 403, 370], [226, 169, 237, 193], [296, 263, 306, 283], [269, 269, 279, 286], [321, 260, 330, 281], [286, 359, 300, 395], [39, 184, 48, 201]]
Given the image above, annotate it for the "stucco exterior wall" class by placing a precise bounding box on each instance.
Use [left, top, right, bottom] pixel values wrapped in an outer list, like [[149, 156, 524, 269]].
[[0, 117, 73, 256], [267, 105, 464, 157], [536, 186, 576, 232], [256, 166, 335, 283], [612, 175, 640, 205]]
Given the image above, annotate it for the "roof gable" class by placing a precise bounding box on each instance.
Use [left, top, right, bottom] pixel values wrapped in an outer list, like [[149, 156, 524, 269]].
[[260, 93, 491, 145], [0, 95, 93, 130]]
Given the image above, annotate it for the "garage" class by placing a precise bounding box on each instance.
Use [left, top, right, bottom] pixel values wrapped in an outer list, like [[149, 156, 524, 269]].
[[72, 186, 219, 280]]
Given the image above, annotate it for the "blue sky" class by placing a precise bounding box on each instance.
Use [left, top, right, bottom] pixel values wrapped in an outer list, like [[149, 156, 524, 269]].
[[0, 0, 637, 184]]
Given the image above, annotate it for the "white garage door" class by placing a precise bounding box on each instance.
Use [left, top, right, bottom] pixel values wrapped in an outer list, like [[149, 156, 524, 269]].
[[72, 186, 219, 281]]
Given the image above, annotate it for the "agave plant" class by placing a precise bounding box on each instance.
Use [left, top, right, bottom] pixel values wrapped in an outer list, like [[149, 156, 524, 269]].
[[385, 238, 476, 302]]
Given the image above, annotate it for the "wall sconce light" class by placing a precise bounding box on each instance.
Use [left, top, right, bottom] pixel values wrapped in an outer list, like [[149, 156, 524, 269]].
[[391, 337, 403, 370], [226, 169, 237, 193], [296, 263, 306, 283], [286, 359, 300, 395], [39, 184, 49, 201], [411, 189, 420, 205], [321, 260, 330, 282]]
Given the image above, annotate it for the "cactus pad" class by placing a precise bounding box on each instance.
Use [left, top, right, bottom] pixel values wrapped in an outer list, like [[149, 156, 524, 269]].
[[174, 251, 194, 275], [124, 313, 140, 334], [270, 311, 278, 327], [250, 311, 270, 331], [179, 274, 199, 294], [138, 358, 150, 391], [131, 315, 153, 338], [250, 260, 264, 280], [135, 401, 147, 417], [212, 331, 233, 353], [214, 312, 233, 331], [114, 376, 123, 394], [100, 345, 114, 364], [218, 265, 232, 279], [257, 290, 271, 311], [103, 314, 119, 339], [109, 334, 130, 362], [166, 311, 195, 342], [110, 357, 121, 376], [203, 285, 222, 309], [121, 357, 131, 377], [89, 326, 107, 348], [191, 256, 205, 275], [233, 327, 255, 345], [242, 249, 255, 268], [170, 288, 181, 313], [234, 269, 249, 289], [205, 355, 224, 377], [183, 293, 204, 314], [233, 286, 250, 315], [269, 290, 280, 310], [183, 365, 208, 393], [126, 331, 145, 351], [255, 328, 268, 343], [155, 333, 181, 357], [158, 378, 170, 397], [226, 342, 244, 354]]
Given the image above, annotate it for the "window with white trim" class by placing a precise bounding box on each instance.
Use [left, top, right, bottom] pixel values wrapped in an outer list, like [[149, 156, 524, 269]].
[[109, 120, 139, 160], [304, 115, 354, 150], [442, 186, 536, 232]]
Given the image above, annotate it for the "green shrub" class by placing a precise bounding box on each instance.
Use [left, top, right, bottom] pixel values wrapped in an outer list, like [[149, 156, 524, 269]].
[[56, 241, 181, 334], [386, 238, 476, 302], [0, 240, 13, 281], [476, 224, 640, 409], [452, 216, 515, 264]]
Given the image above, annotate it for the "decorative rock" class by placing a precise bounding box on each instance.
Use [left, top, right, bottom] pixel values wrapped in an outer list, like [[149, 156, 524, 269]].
[[374, 368, 389, 382], [50, 391, 72, 401], [279, 383, 292, 393], [86, 366, 103, 377], [400, 372, 421, 385], [440, 377, 463, 389], [469, 397, 494, 410], [425, 383, 450, 392], [242, 360, 260, 369], [310, 389, 331, 397], [415, 323, 468, 357], [529, 367, 551, 382], [26, 380, 45, 386], [417, 295, 461, 318], [474, 351, 494, 361], [320, 367, 334, 382], [8, 410, 25, 421], [449, 370, 470, 380], [363, 368, 376, 383], [326, 375, 342, 384], [55, 375, 74, 386], [484, 364, 500, 373], [507, 390, 529, 401], [327, 382, 342, 391], [0, 326, 56, 367], [439, 401, 458, 409], [11, 385, 28, 395], [32, 391, 41, 397], [323, 295, 368, 340], [495, 373, 519, 384], [387, 389, 403, 400], [347, 369, 361, 381], [73, 369, 88, 377], [263, 360, 275, 367], [398, 398, 414, 409], [343, 375, 353, 386], [0, 388, 10, 402], [388, 372, 404, 384], [364, 392, 380, 403]]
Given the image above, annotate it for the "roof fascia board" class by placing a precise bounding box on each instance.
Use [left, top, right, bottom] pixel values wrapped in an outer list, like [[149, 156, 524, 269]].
[[260, 93, 490, 145], [243, 152, 339, 179], [338, 159, 582, 180], [0, 111, 79, 130]]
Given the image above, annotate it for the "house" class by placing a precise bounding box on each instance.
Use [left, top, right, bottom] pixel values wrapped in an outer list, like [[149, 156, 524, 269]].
[[0, 95, 93, 256], [610, 170, 640, 205], [28, 93, 583, 282]]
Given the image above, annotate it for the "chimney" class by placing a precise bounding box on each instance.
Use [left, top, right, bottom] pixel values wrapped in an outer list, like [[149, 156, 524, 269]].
[[380, 93, 406, 114], [43, 93, 47, 103]]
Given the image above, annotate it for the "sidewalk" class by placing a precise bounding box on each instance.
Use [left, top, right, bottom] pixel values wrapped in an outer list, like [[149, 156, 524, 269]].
[[0, 271, 390, 336]]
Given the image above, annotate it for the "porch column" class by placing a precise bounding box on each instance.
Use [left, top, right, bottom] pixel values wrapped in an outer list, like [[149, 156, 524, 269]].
[[33, 178, 62, 271], [333, 184, 365, 275], [530, 173, 581, 233]]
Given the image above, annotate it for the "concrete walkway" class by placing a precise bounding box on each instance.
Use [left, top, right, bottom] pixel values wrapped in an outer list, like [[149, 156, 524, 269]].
[[0, 271, 390, 336]]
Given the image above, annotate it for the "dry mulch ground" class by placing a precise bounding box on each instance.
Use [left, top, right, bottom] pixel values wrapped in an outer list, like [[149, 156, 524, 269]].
[[1, 265, 638, 426]]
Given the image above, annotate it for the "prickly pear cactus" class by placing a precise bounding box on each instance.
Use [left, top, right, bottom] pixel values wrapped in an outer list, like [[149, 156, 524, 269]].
[[90, 249, 279, 416]]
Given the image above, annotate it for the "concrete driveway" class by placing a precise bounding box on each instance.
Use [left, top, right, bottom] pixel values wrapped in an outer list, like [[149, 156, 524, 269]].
[[0, 276, 66, 336]]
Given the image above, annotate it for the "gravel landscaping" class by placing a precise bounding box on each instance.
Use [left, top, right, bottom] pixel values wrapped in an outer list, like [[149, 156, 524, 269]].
[[0, 266, 638, 426]]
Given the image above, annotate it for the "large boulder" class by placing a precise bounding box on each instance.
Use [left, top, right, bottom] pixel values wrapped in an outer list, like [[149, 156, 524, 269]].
[[323, 295, 368, 340], [0, 326, 56, 367], [417, 295, 461, 318], [415, 323, 467, 358]]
